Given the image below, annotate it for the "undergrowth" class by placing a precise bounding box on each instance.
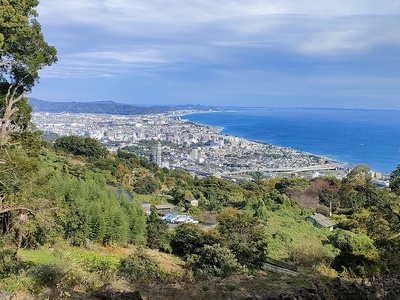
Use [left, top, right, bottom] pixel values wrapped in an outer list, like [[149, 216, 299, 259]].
[[0, 243, 185, 296]]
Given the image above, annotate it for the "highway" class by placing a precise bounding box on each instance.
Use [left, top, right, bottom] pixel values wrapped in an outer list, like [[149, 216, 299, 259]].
[[226, 163, 348, 176]]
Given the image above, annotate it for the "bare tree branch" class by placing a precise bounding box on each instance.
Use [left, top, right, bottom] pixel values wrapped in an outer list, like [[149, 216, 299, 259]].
[[0, 206, 35, 215], [0, 85, 24, 147]]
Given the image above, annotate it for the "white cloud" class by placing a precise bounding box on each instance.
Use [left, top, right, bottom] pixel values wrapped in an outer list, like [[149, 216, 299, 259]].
[[75, 50, 167, 63], [35, 0, 400, 105], [38, 0, 400, 57], [38, 0, 400, 24]]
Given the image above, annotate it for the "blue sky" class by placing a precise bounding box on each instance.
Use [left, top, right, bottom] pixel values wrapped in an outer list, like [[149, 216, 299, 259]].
[[31, 0, 400, 109]]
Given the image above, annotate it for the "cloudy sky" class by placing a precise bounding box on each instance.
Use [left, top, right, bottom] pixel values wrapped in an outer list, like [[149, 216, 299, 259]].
[[30, 0, 400, 109]]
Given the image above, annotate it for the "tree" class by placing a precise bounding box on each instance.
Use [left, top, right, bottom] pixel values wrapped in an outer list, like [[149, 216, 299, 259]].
[[244, 196, 269, 220], [146, 205, 170, 251], [275, 177, 309, 194], [338, 164, 375, 213], [54, 136, 108, 160], [217, 208, 269, 269], [187, 244, 241, 279], [329, 229, 379, 276], [134, 175, 161, 195], [170, 222, 222, 257], [252, 171, 264, 185], [0, 0, 57, 90], [363, 189, 400, 273], [0, 0, 56, 247], [1, 0, 57, 146], [263, 189, 292, 211], [389, 164, 400, 196], [171, 223, 206, 256]]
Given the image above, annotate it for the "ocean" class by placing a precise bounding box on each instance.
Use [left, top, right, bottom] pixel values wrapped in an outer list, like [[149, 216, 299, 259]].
[[184, 108, 400, 175]]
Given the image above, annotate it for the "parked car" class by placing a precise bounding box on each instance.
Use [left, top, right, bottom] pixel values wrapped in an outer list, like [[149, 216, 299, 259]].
[[162, 213, 173, 220], [171, 215, 199, 224], [170, 215, 187, 223], [163, 214, 177, 223], [185, 216, 199, 224]]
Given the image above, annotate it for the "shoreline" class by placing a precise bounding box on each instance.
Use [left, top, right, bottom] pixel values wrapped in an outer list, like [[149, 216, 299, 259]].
[[179, 112, 344, 165], [33, 110, 390, 179], [180, 110, 391, 177], [175, 114, 351, 180]]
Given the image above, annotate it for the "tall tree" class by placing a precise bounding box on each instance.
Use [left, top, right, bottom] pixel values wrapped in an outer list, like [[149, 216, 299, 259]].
[[0, 0, 57, 246], [0, 0, 57, 146], [146, 205, 170, 251], [0, 0, 57, 90], [338, 164, 375, 213], [217, 208, 269, 269]]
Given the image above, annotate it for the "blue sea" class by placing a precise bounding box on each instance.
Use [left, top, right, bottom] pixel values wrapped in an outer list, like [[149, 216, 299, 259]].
[[184, 108, 400, 175]]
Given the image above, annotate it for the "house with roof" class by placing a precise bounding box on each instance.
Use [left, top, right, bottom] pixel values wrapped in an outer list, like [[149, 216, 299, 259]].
[[185, 198, 199, 207], [155, 204, 173, 216], [308, 213, 335, 231]]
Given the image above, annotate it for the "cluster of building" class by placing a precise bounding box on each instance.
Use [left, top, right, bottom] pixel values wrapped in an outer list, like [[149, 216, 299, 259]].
[[32, 111, 351, 180]]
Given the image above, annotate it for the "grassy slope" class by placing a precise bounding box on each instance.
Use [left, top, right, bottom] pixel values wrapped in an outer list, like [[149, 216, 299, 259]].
[[3, 244, 327, 300]]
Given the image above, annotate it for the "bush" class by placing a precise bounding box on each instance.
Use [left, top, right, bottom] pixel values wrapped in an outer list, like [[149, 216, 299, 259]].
[[288, 238, 326, 267], [83, 256, 118, 281], [118, 249, 162, 283], [0, 248, 19, 279], [31, 263, 65, 288], [171, 223, 205, 256], [329, 229, 379, 276], [187, 244, 242, 279], [61, 264, 100, 291]]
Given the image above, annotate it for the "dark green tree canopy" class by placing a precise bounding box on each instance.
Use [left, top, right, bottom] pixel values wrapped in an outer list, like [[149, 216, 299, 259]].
[[54, 136, 108, 159], [389, 164, 400, 196], [0, 0, 57, 148], [0, 0, 57, 92]]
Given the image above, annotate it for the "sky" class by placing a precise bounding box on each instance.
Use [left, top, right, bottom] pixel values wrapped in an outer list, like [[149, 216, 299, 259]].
[[30, 0, 400, 109]]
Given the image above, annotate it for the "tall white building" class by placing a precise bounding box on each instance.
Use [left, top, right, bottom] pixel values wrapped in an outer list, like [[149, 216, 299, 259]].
[[191, 147, 199, 160], [156, 143, 162, 166]]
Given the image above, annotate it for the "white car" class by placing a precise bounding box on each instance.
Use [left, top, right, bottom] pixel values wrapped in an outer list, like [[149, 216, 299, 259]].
[[171, 215, 199, 224], [170, 215, 187, 223], [184, 216, 199, 224]]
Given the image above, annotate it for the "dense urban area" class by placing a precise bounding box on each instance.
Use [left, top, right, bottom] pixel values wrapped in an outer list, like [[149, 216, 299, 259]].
[[32, 111, 391, 186], [32, 111, 357, 180]]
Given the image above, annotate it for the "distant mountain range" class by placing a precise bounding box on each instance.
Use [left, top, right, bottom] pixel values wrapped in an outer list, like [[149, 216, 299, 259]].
[[28, 98, 216, 115]]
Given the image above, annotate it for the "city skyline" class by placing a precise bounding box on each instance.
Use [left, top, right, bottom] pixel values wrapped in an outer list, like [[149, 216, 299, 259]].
[[31, 1, 400, 109]]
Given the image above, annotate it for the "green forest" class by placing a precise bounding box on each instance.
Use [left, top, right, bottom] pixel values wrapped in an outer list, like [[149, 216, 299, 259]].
[[1, 1, 400, 299]]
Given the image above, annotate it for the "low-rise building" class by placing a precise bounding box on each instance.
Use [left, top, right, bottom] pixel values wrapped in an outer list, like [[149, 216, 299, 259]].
[[155, 204, 173, 216], [185, 198, 199, 207], [308, 213, 335, 231]]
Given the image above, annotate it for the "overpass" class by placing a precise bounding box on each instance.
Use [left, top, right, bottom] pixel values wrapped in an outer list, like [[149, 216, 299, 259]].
[[226, 163, 348, 176]]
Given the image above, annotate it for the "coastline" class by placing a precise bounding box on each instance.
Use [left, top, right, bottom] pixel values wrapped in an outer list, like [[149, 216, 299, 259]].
[[33, 109, 391, 180], [175, 112, 351, 180], [181, 109, 394, 177], [179, 111, 344, 165]]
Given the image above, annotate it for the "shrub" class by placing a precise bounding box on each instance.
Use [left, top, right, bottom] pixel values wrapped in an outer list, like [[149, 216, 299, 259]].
[[60, 264, 100, 292], [83, 256, 118, 281], [288, 238, 326, 267], [171, 223, 205, 256], [187, 244, 242, 279], [0, 248, 19, 279], [31, 263, 65, 288], [118, 249, 162, 283]]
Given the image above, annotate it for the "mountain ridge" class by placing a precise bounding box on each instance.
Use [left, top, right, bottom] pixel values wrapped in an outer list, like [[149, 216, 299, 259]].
[[28, 98, 215, 115]]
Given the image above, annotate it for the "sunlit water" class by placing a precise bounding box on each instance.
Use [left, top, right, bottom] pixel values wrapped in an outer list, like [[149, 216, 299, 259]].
[[184, 108, 400, 174]]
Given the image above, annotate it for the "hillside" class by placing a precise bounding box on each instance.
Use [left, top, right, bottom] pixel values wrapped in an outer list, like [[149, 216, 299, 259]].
[[1, 130, 400, 299], [28, 98, 216, 115]]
